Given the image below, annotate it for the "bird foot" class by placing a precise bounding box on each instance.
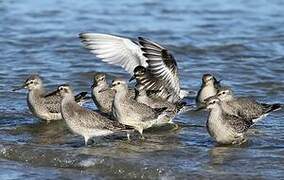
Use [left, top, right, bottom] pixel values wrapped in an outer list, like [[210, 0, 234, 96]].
[[140, 135, 145, 140], [170, 123, 179, 131]]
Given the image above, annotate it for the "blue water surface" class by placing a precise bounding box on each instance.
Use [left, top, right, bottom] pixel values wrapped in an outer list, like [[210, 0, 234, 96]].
[[0, 0, 284, 179]]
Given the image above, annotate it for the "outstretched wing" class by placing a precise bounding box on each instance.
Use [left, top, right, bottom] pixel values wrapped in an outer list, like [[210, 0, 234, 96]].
[[79, 33, 147, 75], [135, 69, 170, 100], [138, 37, 180, 99]]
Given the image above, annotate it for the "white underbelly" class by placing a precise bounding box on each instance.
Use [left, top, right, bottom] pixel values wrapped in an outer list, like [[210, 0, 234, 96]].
[[207, 111, 236, 144], [199, 87, 217, 102]]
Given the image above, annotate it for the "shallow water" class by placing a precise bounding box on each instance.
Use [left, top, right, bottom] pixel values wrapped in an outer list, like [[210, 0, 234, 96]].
[[1, 0, 284, 179]]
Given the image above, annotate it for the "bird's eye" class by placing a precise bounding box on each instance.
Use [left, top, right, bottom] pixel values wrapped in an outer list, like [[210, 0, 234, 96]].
[[117, 82, 120, 85], [212, 101, 216, 104], [222, 91, 225, 94], [59, 87, 63, 90]]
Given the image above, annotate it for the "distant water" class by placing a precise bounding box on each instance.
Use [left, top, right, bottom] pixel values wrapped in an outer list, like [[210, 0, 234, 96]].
[[0, 0, 284, 179]]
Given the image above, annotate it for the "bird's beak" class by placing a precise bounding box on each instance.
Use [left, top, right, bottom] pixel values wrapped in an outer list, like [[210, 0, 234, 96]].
[[129, 75, 135, 82], [205, 78, 212, 83], [195, 105, 206, 111], [110, 85, 117, 91], [204, 95, 219, 102], [12, 84, 26, 91]]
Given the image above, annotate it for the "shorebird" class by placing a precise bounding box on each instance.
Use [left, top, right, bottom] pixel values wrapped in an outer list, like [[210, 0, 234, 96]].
[[134, 87, 177, 112], [91, 72, 115, 116], [110, 78, 173, 138], [215, 86, 281, 123], [196, 74, 221, 107], [91, 72, 136, 116], [205, 96, 253, 145], [58, 84, 126, 145], [134, 85, 192, 115], [12, 74, 88, 122], [129, 65, 172, 100], [79, 33, 189, 103]]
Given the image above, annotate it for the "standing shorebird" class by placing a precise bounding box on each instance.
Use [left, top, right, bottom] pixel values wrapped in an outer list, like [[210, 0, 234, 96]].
[[58, 84, 126, 145], [12, 74, 88, 122], [205, 96, 254, 145], [110, 78, 173, 138], [134, 84, 191, 115], [196, 74, 221, 107], [215, 86, 281, 123], [91, 72, 115, 116], [91, 72, 136, 116], [79, 33, 189, 103], [134, 87, 177, 113]]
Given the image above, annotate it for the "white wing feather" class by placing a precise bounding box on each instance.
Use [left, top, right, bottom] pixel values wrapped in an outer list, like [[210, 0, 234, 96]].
[[79, 33, 147, 75]]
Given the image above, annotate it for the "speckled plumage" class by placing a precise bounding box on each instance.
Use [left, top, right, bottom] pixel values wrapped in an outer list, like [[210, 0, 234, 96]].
[[92, 73, 136, 116], [135, 88, 178, 113], [27, 88, 62, 121], [60, 84, 124, 145], [112, 79, 172, 136], [205, 97, 253, 145], [216, 86, 281, 123], [91, 73, 115, 115], [14, 75, 87, 121]]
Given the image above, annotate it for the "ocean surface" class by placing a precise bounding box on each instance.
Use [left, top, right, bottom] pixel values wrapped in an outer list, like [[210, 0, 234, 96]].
[[0, 0, 284, 179]]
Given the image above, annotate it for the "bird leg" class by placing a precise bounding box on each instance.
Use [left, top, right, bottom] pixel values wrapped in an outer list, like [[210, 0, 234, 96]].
[[84, 136, 94, 146], [127, 132, 131, 141], [171, 123, 179, 131], [137, 128, 145, 140]]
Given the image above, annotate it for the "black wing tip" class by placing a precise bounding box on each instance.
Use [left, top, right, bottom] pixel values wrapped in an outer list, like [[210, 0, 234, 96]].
[[176, 101, 186, 111], [78, 32, 86, 38], [154, 107, 168, 114], [138, 40, 146, 46], [80, 92, 88, 97], [138, 37, 152, 46], [78, 32, 92, 39], [44, 90, 59, 98], [263, 103, 282, 113], [138, 36, 146, 41], [75, 91, 88, 101], [271, 104, 282, 112]]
